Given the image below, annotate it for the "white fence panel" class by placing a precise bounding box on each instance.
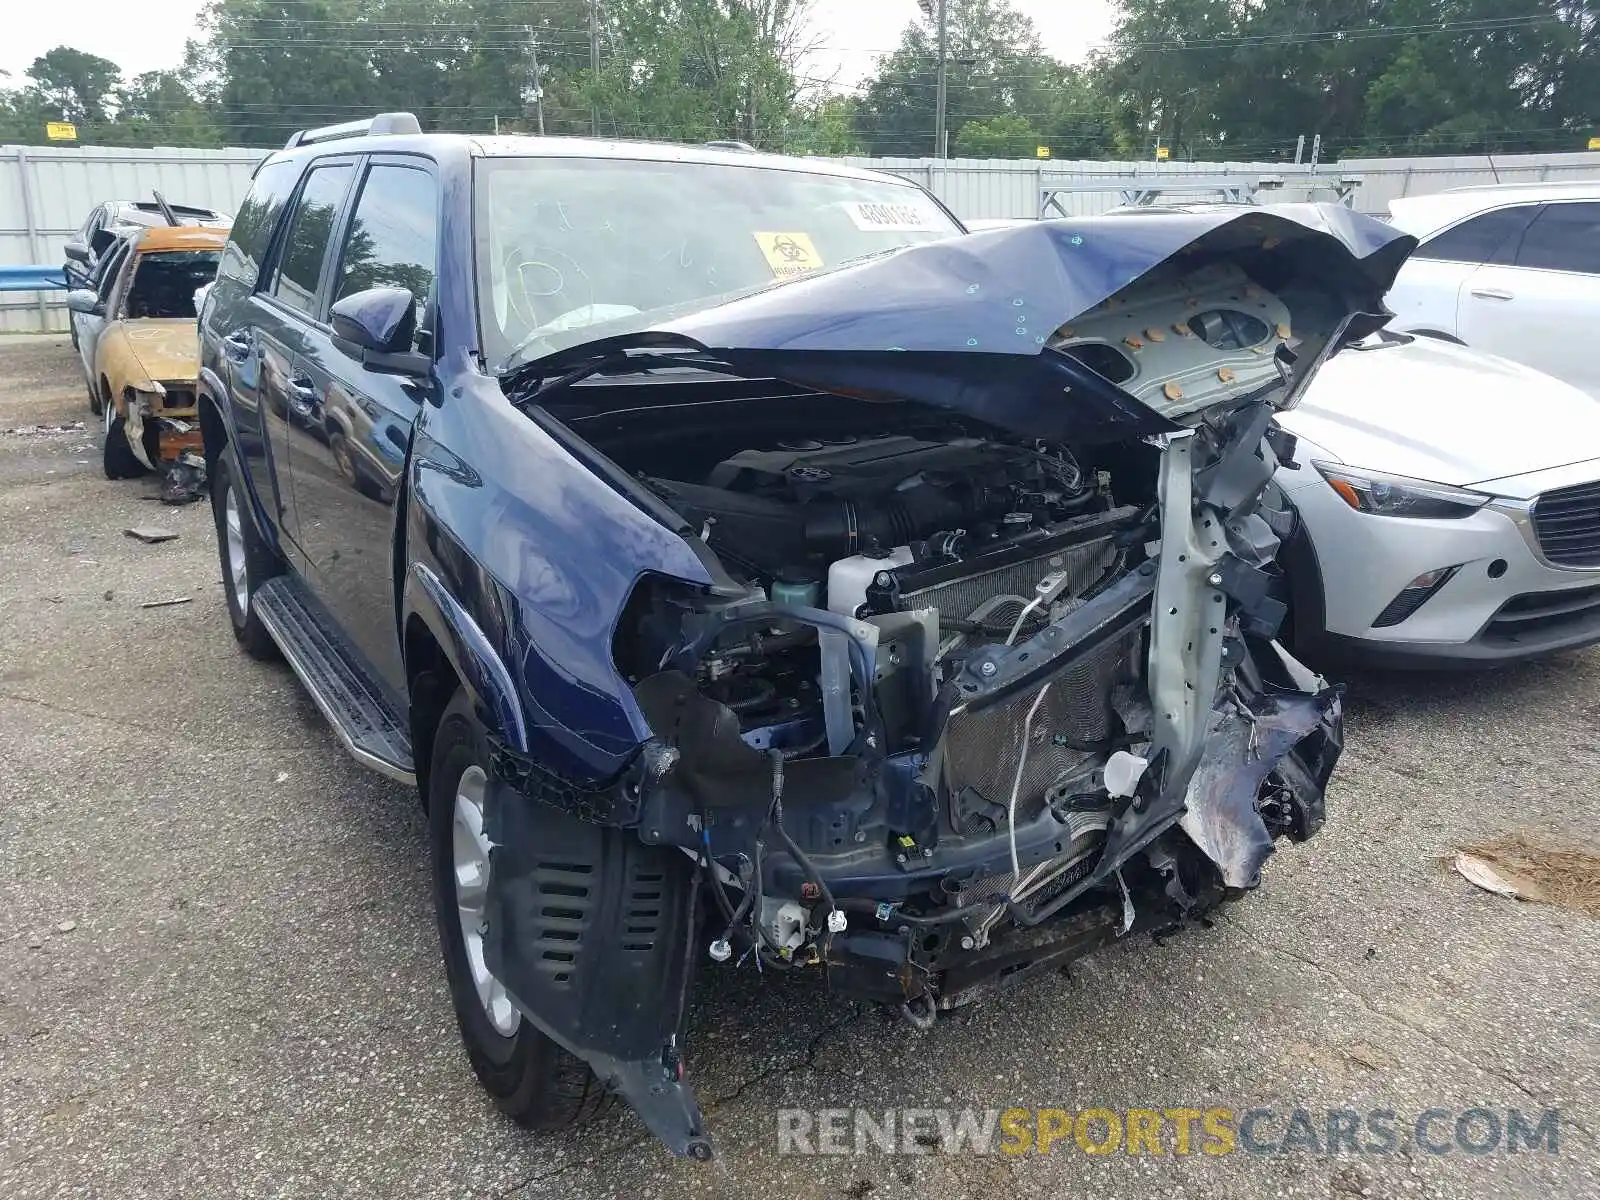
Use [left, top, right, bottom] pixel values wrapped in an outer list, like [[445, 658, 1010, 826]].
[[0, 144, 264, 331]]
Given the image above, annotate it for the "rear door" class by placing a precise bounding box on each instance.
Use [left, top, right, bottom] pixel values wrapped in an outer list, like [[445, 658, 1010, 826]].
[[284, 156, 440, 695], [1386, 203, 1540, 338], [205, 158, 302, 532], [1458, 200, 1600, 395], [250, 157, 360, 569]]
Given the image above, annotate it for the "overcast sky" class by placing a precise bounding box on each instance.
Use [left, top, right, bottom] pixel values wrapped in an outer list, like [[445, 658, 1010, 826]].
[[1, 0, 1118, 92]]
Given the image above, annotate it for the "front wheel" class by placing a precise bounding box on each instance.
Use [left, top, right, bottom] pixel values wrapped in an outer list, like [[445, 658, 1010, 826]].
[[102, 407, 147, 480], [429, 690, 612, 1130]]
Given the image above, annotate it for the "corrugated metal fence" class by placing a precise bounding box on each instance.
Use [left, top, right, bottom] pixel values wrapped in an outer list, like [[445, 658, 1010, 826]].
[[4, 142, 1600, 331], [0, 145, 263, 332]]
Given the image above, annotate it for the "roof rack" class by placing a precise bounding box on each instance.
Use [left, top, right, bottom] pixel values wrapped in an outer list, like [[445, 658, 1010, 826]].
[[284, 112, 422, 149]]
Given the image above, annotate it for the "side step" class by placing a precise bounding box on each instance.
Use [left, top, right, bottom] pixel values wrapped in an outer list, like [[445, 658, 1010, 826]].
[[253, 576, 416, 785]]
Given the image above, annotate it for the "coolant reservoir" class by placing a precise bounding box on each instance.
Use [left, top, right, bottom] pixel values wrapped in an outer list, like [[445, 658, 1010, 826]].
[[827, 546, 914, 617]]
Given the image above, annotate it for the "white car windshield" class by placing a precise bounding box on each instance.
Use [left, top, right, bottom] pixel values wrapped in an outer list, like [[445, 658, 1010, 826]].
[[474, 156, 962, 370]]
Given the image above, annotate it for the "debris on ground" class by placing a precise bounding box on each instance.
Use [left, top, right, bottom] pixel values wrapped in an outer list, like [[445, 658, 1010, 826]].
[[125, 526, 179, 544], [55, 920, 76, 934], [1453, 853, 1521, 900], [139, 595, 193, 609], [158, 450, 208, 506], [25, 934, 43, 949], [2, 421, 86, 438], [1456, 833, 1600, 918]]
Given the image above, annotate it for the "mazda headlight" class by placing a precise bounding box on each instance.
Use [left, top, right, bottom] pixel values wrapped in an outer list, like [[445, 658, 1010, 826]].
[[1313, 463, 1490, 519]]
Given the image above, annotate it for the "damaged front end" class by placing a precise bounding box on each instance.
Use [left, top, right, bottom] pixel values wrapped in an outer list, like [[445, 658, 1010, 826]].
[[124, 379, 208, 503], [486, 205, 1413, 1156]]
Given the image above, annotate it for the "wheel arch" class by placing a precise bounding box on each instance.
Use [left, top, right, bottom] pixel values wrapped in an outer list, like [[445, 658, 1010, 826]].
[[403, 563, 530, 799]]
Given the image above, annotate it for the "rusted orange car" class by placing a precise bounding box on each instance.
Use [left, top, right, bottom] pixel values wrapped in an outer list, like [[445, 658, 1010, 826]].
[[66, 224, 227, 500]]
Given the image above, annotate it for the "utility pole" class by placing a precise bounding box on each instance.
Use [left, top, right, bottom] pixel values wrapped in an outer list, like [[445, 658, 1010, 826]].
[[918, 0, 949, 159], [936, 0, 948, 158], [590, 0, 602, 137], [529, 40, 547, 136]]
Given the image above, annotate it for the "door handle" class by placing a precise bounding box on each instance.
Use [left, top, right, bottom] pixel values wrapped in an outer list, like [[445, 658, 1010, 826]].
[[222, 331, 252, 360], [289, 376, 319, 405], [1470, 287, 1514, 301]]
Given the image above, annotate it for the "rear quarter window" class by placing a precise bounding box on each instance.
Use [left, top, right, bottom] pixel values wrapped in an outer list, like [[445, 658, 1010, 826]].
[[218, 159, 301, 288]]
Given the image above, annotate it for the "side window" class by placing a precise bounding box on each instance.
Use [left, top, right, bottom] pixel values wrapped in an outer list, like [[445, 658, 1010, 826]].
[[331, 164, 439, 352], [93, 240, 131, 298], [1514, 202, 1600, 274], [220, 158, 302, 288], [1415, 205, 1540, 265], [270, 162, 355, 318]]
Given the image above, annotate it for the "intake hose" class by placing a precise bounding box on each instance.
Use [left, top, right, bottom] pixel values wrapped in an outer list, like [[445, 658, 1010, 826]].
[[800, 480, 1007, 559]]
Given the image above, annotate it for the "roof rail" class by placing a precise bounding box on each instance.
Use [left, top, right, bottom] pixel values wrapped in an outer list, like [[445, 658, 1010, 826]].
[[704, 139, 758, 152], [1444, 178, 1600, 194], [284, 112, 422, 149]]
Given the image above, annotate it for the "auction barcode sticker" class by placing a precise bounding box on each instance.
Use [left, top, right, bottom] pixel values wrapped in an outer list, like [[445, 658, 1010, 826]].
[[843, 201, 943, 233]]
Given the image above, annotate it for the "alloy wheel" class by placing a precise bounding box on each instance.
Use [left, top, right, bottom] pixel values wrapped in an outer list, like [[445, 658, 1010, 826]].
[[452, 764, 521, 1037]]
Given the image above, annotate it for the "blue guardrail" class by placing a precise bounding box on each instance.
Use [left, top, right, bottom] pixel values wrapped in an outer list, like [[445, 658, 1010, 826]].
[[0, 264, 68, 292]]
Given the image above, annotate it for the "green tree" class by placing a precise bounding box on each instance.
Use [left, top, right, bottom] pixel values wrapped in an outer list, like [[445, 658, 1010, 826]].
[[583, 1, 815, 146], [953, 113, 1039, 157], [785, 94, 863, 155], [852, 0, 1087, 157], [26, 47, 122, 124]]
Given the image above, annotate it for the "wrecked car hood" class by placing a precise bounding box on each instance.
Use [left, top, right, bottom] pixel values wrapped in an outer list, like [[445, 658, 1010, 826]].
[[513, 205, 1415, 443], [115, 319, 201, 386]]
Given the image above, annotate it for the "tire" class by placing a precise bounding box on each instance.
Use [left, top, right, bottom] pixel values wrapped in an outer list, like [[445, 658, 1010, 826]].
[[210, 452, 282, 661], [428, 690, 612, 1130], [102, 412, 148, 480]]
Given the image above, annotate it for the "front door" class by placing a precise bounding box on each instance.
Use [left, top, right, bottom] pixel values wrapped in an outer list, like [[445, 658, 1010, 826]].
[[285, 157, 440, 697], [76, 238, 133, 390]]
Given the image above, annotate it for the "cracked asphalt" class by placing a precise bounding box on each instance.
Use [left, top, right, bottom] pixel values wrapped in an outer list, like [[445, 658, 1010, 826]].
[[1, 335, 1596, 1199]]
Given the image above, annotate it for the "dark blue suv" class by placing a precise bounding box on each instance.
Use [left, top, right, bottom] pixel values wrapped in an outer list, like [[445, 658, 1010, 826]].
[[197, 113, 1413, 1158]]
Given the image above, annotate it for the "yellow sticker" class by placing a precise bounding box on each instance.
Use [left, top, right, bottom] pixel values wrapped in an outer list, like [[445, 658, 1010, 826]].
[[753, 231, 824, 280]]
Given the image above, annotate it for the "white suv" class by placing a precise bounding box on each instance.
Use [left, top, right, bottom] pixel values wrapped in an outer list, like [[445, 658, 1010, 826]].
[[1384, 181, 1600, 395]]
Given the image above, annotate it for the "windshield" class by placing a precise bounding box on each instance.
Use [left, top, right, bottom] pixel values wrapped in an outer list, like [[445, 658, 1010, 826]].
[[125, 250, 222, 319], [474, 157, 962, 370]]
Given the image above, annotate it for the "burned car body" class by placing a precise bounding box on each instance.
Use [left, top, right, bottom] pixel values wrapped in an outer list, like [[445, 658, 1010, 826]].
[[196, 125, 1412, 1163]]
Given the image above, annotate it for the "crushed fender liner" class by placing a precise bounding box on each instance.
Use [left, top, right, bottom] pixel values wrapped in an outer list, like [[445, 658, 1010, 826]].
[[482, 767, 712, 1158]]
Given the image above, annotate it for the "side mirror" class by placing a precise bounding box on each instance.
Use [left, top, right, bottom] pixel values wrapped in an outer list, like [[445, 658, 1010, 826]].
[[329, 286, 429, 376], [65, 289, 103, 316], [63, 240, 90, 264]]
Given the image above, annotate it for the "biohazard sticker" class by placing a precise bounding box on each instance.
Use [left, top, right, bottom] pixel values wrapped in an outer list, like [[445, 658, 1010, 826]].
[[754, 231, 824, 279], [842, 200, 943, 233]]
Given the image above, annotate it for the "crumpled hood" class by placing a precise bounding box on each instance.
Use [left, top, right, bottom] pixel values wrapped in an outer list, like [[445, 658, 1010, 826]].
[[513, 204, 1415, 443], [120, 319, 200, 386], [1279, 334, 1600, 487]]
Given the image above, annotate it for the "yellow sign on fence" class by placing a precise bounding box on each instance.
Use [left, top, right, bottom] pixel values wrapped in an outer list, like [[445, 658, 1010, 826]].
[[1588, 136, 1600, 151], [1036, 146, 1051, 159], [45, 121, 78, 141], [1155, 145, 1171, 161]]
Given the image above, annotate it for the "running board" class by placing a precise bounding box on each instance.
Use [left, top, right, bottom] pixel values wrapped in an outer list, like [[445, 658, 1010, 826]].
[[252, 576, 416, 785]]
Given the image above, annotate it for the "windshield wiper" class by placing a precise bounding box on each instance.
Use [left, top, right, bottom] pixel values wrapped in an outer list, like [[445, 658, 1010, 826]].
[[502, 341, 743, 406]]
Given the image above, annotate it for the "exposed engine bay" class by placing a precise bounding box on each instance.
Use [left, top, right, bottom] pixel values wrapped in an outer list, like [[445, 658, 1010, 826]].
[[591, 256, 1340, 1015], [487, 205, 1412, 1158]]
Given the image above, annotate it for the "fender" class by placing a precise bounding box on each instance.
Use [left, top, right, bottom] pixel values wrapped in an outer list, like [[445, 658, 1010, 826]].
[[403, 561, 530, 754]]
